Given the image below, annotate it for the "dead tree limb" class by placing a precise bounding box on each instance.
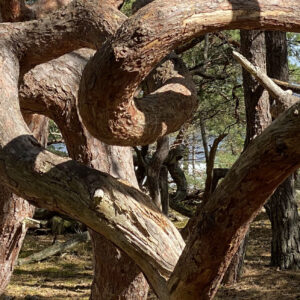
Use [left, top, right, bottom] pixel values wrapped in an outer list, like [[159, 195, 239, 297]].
[[17, 231, 89, 266], [233, 50, 299, 117]]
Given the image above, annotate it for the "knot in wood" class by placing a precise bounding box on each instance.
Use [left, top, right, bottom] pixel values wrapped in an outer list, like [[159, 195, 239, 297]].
[[93, 188, 104, 205]]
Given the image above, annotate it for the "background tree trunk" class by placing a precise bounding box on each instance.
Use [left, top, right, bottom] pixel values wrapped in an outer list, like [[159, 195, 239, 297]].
[[265, 30, 300, 269], [223, 29, 271, 284]]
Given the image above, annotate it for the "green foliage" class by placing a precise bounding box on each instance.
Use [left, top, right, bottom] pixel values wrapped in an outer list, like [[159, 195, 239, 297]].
[[47, 145, 68, 157], [178, 31, 246, 189], [48, 119, 61, 144], [287, 33, 300, 83], [121, 0, 135, 16], [47, 120, 67, 157], [182, 30, 245, 141]]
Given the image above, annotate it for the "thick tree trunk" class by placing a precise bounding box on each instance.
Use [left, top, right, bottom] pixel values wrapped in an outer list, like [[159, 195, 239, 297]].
[[223, 29, 271, 284], [0, 5, 49, 295], [20, 50, 150, 299], [1, 1, 300, 299], [79, 0, 300, 146], [88, 147, 149, 300], [267, 175, 300, 269], [265, 31, 300, 269], [0, 189, 35, 294], [0, 114, 48, 295]]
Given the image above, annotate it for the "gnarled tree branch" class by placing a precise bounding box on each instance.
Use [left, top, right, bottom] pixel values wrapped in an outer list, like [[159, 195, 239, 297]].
[[78, 0, 300, 146]]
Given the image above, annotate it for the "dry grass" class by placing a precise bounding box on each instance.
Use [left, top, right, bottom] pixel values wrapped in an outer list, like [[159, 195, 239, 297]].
[[4, 234, 93, 299], [216, 212, 300, 300], [3, 211, 300, 299]]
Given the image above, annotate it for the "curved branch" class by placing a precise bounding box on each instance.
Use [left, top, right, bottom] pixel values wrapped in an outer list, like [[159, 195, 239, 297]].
[[20, 47, 150, 298], [0, 49, 184, 299], [79, 50, 197, 146], [78, 0, 300, 146], [1, 0, 125, 73], [168, 107, 300, 299]]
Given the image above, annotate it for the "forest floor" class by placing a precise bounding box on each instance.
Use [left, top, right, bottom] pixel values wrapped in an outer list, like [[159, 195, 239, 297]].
[[3, 209, 300, 300]]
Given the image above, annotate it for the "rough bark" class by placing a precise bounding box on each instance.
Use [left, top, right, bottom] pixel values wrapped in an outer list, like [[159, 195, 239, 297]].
[[5, 1, 147, 295], [168, 101, 300, 299], [1, 1, 300, 299], [2, 0, 300, 144], [14, 47, 300, 299], [241, 30, 271, 145], [4, 0, 126, 73], [0, 4, 50, 294], [233, 51, 298, 119], [88, 148, 149, 300], [79, 0, 300, 146], [266, 31, 300, 270], [20, 49, 150, 299], [224, 30, 271, 284], [134, 48, 194, 213], [1, 47, 183, 300], [0, 114, 48, 294], [0, 189, 35, 294], [267, 175, 300, 269], [234, 38, 300, 269]]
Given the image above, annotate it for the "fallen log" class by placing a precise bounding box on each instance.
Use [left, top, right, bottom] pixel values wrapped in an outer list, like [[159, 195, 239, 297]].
[[17, 231, 89, 266]]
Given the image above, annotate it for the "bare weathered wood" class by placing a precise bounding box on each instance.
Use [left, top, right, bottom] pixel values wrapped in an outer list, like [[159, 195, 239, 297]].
[[17, 231, 89, 266], [0, 48, 184, 299], [233, 50, 299, 118], [272, 78, 300, 94]]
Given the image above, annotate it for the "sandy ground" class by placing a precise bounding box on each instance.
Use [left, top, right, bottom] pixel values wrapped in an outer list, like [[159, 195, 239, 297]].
[[3, 212, 300, 300]]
